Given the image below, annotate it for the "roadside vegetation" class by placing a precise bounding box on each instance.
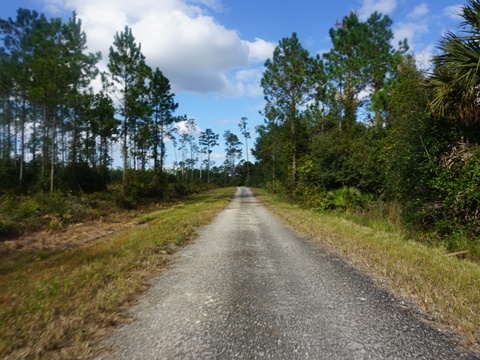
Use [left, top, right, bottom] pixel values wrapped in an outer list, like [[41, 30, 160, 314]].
[[253, 1, 480, 262], [0, 187, 236, 359], [256, 189, 480, 351]]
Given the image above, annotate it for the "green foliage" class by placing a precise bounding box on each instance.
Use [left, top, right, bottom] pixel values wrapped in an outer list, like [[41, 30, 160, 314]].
[[323, 11, 405, 128], [108, 25, 151, 185], [319, 186, 368, 212], [0, 191, 100, 237], [148, 67, 178, 177], [428, 0, 480, 125], [261, 32, 323, 189], [174, 183, 192, 196], [428, 143, 480, 236], [293, 184, 324, 209]]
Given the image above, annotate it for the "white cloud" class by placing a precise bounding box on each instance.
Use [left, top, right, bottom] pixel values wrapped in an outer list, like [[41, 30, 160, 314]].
[[210, 153, 225, 160], [357, 0, 397, 19], [443, 4, 463, 20], [175, 119, 202, 136], [233, 68, 264, 97], [43, 0, 274, 96], [244, 38, 275, 63], [188, 0, 225, 12], [393, 21, 429, 51], [415, 44, 435, 71], [408, 3, 429, 19]]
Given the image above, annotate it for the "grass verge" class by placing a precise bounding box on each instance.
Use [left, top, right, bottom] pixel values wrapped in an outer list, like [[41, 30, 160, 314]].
[[0, 187, 236, 359], [255, 189, 480, 351]]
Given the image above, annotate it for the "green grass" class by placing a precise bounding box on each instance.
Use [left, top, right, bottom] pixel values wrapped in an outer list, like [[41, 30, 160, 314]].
[[255, 189, 480, 350], [0, 187, 236, 359]]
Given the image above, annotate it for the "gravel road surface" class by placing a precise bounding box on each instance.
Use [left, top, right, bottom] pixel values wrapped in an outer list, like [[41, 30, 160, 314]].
[[97, 187, 477, 359]]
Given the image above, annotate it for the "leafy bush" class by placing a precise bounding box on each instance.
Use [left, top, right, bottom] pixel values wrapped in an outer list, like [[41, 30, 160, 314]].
[[319, 186, 368, 212], [293, 184, 325, 209], [429, 142, 480, 236], [174, 183, 192, 196], [0, 195, 41, 236]]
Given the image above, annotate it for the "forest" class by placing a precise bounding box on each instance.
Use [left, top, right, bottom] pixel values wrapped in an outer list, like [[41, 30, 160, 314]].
[[253, 0, 480, 259], [1, 1, 480, 259], [0, 8, 251, 235]]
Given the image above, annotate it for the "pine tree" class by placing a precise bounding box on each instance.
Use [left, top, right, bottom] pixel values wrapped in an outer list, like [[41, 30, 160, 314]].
[[0, 9, 38, 184], [63, 11, 100, 191], [148, 67, 178, 180], [238, 117, 251, 184], [223, 130, 242, 181], [199, 128, 219, 184], [323, 12, 368, 129], [108, 25, 149, 185], [261, 32, 323, 189]]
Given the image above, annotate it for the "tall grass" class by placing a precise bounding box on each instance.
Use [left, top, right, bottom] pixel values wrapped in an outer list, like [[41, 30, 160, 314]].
[[256, 189, 480, 349], [0, 187, 235, 359]]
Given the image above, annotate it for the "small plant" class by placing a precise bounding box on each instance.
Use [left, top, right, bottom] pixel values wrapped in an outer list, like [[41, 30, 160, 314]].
[[443, 231, 470, 253], [48, 216, 63, 231], [319, 186, 366, 211]]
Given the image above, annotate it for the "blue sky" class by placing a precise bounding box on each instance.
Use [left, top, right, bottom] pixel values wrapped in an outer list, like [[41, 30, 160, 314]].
[[0, 0, 465, 167]]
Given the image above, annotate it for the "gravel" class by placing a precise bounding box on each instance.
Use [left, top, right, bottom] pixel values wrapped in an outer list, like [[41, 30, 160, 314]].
[[96, 187, 478, 359]]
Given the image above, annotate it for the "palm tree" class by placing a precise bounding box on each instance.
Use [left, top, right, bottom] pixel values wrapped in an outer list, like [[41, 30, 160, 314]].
[[428, 0, 480, 125]]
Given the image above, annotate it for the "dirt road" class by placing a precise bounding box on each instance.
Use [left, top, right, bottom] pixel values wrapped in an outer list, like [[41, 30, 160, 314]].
[[97, 187, 476, 359]]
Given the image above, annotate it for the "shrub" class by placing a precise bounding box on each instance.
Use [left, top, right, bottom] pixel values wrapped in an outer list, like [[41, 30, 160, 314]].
[[319, 186, 367, 212]]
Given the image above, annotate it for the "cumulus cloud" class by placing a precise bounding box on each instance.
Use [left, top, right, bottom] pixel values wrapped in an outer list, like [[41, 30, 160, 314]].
[[42, 0, 275, 96], [393, 21, 429, 50], [233, 68, 264, 97], [408, 3, 429, 19], [443, 4, 463, 20], [244, 38, 276, 63], [175, 119, 202, 136], [357, 0, 397, 19]]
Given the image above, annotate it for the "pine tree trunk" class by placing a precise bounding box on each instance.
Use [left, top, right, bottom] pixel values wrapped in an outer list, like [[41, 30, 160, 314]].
[[50, 108, 56, 193], [19, 96, 26, 184]]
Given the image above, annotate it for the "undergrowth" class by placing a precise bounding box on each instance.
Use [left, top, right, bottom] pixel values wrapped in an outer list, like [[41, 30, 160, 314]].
[[0, 183, 219, 238]]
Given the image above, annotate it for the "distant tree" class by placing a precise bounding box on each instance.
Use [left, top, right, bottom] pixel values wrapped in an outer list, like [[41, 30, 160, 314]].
[[176, 117, 196, 183], [238, 117, 251, 184], [223, 130, 242, 180], [148, 67, 178, 180], [90, 90, 118, 172], [199, 128, 219, 183]]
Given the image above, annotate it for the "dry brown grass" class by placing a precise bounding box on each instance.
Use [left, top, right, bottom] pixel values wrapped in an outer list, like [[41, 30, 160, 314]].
[[0, 187, 236, 359], [256, 189, 480, 354]]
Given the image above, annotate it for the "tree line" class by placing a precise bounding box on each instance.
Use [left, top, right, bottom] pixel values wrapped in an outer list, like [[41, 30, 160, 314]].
[[254, 0, 480, 248], [0, 9, 253, 197], [3, 2, 480, 248]]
